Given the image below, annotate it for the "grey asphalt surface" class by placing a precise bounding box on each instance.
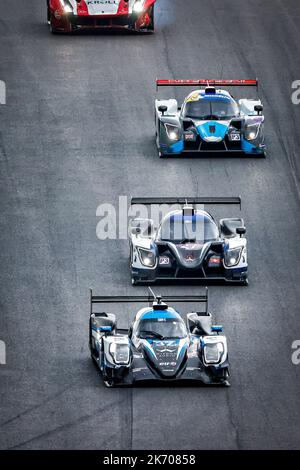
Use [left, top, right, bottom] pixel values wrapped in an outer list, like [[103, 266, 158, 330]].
[[0, 0, 300, 450]]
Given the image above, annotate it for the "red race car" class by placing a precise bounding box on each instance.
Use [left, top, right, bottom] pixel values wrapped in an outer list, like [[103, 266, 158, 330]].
[[47, 0, 156, 34]]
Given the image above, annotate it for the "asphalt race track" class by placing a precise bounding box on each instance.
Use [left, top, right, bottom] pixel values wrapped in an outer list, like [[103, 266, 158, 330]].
[[0, 0, 300, 450]]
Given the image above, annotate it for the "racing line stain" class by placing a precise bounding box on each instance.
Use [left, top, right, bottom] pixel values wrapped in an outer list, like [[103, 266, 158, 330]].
[[0, 131, 7, 161], [5, 400, 122, 450], [120, 388, 133, 450]]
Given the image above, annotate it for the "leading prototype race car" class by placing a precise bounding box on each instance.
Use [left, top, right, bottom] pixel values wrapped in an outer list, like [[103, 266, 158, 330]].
[[89, 289, 230, 387], [129, 197, 248, 285], [47, 0, 155, 34], [155, 79, 266, 157]]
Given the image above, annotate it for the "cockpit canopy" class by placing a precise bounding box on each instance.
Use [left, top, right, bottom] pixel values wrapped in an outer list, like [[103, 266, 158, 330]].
[[137, 310, 187, 340], [158, 211, 219, 243], [183, 90, 239, 121]]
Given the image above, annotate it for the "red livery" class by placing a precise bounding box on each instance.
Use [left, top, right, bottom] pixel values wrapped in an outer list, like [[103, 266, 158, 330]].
[[47, 0, 156, 33]]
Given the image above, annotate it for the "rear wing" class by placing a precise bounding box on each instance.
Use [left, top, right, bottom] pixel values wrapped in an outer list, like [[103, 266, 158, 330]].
[[131, 197, 242, 210], [156, 79, 258, 91], [90, 288, 209, 314]]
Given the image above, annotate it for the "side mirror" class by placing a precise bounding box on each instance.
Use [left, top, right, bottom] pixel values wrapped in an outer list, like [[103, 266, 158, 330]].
[[254, 104, 263, 115], [158, 105, 168, 116], [236, 227, 246, 237]]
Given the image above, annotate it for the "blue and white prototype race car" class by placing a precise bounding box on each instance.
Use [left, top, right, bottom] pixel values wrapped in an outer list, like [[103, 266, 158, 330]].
[[89, 289, 230, 387], [155, 79, 266, 157]]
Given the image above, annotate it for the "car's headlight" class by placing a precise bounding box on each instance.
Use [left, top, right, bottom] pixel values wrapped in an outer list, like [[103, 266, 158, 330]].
[[203, 342, 224, 364], [138, 248, 156, 267], [164, 123, 180, 141], [224, 247, 243, 267], [109, 343, 130, 365], [133, 0, 144, 13], [244, 122, 260, 141]]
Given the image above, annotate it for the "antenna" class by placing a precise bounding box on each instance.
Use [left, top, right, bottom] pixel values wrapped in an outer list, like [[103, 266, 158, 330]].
[[148, 286, 156, 300], [148, 287, 162, 304]]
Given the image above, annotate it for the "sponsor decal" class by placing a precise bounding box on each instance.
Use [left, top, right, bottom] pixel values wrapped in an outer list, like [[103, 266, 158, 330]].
[[185, 254, 195, 262], [87, 1, 118, 4], [229, 132, 241, 141], [159, 256, 170, 265], [184, 132, 196, 141], [179, 243, 203, 250], [208, 255, 221, 266], [187, 92, 200, 102]]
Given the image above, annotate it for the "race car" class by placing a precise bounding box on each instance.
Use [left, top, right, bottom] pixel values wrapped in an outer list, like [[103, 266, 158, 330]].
[[89, 288, 230, 387], [129, 197, 248, 285], [155, 79, 266, 157], [47, 0, 155, 34]]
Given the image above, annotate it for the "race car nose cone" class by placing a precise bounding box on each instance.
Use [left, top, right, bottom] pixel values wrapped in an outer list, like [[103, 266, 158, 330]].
[[168, 242, 206, 269], [144, 340, 187, 379], [197, 120, 229, 142]]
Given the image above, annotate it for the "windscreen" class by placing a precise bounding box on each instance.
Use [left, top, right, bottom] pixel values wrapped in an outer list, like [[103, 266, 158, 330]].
[[138, 318, 187, 340], [159, 214, 219, 243], [184, 98, 238, 120]]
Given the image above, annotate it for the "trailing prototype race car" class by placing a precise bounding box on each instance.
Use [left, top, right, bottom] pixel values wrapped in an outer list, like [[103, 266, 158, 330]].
[[89, 288, 230, 387], [47, 0, 155, 33], [155, 79, 266, 157], [129, 197, 248, 285]]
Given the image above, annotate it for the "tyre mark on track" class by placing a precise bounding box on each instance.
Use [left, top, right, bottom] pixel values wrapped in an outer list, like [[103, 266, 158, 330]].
[[0, 384, 77, 427], [0, 131, 7, 161], [5, 400, 121, 450], [225, 389, 241, 450], [120, 388, 133, 450]]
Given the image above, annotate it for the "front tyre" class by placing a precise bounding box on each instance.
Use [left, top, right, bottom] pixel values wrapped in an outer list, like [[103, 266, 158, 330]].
[[103, 367, 115, 388], [213, 367, 230, 385], [103, 379, 115, 388]]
